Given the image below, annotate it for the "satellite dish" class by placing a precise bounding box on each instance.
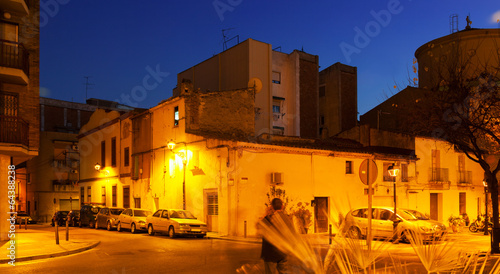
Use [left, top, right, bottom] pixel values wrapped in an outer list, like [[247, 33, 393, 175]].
[[247, 77, 262, 93]]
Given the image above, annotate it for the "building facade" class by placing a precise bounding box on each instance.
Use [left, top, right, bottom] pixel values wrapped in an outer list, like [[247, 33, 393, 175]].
[[0, 0, 39, 240]]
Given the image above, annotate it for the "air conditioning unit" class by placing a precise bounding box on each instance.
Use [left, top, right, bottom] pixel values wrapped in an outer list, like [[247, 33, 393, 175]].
[[72, 145, 79, 151], [271, 172, 284, 185]]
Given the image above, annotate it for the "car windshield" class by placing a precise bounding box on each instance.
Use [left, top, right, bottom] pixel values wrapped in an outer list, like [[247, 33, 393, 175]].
[[60, 212, 69, 216], [396, 209, 424, 221], [110, 209, 124, 215], [404, 209, 429, 220], [170, 210, 196, 219], [135, 210, 151, 217], [91, 208, 100, 214]]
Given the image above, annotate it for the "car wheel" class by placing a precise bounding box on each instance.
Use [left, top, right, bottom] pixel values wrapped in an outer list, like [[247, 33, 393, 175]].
[[469, 224, 478, 233], [117, 222, 122, 232], [399, 230, 411, 244], [148, 225, 155, 236], [131, 223, 136, 234], [107, 222, 112, 231], [168, 226, 176, 238], [348, 226, 361, 239], [51, 221, 54, 227]]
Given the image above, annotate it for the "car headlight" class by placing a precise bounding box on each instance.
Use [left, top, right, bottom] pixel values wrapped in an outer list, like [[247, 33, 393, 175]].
[[420, 226, 431, 232], [180, 224, 190, 229]]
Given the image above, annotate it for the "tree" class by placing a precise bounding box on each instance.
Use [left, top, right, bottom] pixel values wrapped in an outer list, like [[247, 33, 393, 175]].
[[402, 37, 500, 252]]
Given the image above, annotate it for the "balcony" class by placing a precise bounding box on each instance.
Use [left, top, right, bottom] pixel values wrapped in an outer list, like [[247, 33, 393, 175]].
[[0, 0, 30, 15], [0, 40, 29, 85], [428, 167, 449, 182], [457, 170, 473, 186], [0, 115, 29, 146]]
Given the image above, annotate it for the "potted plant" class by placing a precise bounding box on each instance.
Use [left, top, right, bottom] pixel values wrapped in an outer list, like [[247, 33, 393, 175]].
[[448, 215, 464, 233], [291, 202, 312, 234]]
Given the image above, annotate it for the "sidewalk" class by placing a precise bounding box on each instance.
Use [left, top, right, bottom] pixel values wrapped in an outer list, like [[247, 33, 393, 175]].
[[0, 223, 99, 264]]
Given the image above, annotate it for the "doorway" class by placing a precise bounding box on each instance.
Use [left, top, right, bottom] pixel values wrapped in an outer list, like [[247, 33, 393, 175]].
[[314, 197, 328, 233], [430, 193, 443, 221]]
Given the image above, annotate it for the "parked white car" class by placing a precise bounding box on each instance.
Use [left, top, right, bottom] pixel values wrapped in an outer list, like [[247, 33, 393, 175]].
[[146, 209, 208, 238], [343, 206, 447, 243], [117, 208, 152, 233]]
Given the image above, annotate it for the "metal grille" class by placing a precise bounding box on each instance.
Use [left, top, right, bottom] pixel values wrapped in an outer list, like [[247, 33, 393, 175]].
[[207, 193, 218, 216]]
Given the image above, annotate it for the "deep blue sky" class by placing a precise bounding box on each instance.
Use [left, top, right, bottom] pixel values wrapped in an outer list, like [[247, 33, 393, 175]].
[[40, 0, 500, 116]]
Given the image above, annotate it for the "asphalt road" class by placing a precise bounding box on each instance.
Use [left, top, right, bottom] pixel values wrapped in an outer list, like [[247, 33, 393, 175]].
[[0, 226, 263, 274]]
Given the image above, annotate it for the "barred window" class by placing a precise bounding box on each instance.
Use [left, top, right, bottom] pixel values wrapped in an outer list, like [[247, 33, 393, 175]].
[[207, 193, 218, 216], [0, 91, 18, 116]]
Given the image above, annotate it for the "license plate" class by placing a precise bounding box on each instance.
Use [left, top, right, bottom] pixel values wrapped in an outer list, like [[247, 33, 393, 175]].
[[191, 229, 200, 232]]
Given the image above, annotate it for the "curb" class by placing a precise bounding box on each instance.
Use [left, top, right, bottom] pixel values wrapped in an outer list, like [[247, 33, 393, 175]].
[[206, 236, 261, 244], [0, 241, 100, 264]]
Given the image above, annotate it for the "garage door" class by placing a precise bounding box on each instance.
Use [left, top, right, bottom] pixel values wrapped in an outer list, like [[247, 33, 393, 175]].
[[59, 199, 80, 211]]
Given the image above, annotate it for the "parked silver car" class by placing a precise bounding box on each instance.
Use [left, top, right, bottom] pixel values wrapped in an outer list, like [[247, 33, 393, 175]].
[[117, 208, 152, 233], [343, 207, 447, 243], [95, 207, 125, 231], [146, 209, 208, 238]]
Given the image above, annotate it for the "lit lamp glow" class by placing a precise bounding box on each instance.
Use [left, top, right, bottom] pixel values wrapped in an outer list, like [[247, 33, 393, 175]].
[[168, 140, 187, 210], [94, 163, 101, 171], [388, 164, 400, 241]]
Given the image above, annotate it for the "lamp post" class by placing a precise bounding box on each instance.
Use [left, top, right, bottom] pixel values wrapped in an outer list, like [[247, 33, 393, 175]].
[[483, 179, 489, 236], [94, 163, 109, 176], [168, 140, 187, 210], [388, 164, 400, 241]]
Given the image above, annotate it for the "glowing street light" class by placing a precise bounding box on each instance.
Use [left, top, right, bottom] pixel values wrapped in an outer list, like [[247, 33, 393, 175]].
[[94, 163, 101, 171], [388, 164, 400, 241]]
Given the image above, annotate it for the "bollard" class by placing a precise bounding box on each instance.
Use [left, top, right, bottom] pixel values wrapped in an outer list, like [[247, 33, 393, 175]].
[[244, 221, 247, 238], [329, 224, 332, 245], [66, 219, 69, 241], [55, 223, 59, 245]]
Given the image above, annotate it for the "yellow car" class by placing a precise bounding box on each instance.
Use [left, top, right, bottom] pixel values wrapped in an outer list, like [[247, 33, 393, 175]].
[[146, 209, 207, 238]]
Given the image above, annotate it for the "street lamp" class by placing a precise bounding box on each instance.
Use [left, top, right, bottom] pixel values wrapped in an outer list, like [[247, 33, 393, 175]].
[[168, 140, 187, 210], [94, 162, 109, 176], [388, 164, 400, 241], [483, 179, 489, 236]]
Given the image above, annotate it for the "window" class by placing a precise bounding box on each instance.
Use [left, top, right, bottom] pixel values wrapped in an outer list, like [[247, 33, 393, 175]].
[[132, 156, 139, 179], [0, 22, 18, 42], [272, 126, 284, 136], [320, 115, 325, 126], [101, 141, 106, 167], [123, 186, 130, 208], [87, 186, 91, 203], [80, 187, 84, 204], [346, 161, 353, 174], [124, 147, 130, 167], [112, 185, 117, 207], [101, 186, 106, 205], [0, 91, 19, 116], [111, 137, 116, 167], [207, 193, 218, 216], [152, 210, 161, 218], [383, 162, 392, 182], [401, 163, 408, 182], [272, 104, 280, 114], [272, 71, 281, 84], [174, 106, 179, 126]]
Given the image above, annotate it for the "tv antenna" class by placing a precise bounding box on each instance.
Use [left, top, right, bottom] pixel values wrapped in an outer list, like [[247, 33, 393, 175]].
[[449, 14, 458, 33], [83, 76, 94, 101], [222, 28, 239, 51]]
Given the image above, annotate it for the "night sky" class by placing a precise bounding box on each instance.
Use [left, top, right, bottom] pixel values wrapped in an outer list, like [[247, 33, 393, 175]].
[[40, 0, 500, 116]]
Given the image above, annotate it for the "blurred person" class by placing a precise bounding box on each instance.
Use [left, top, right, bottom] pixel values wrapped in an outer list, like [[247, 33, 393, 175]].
[[259, 198, 288, 274]]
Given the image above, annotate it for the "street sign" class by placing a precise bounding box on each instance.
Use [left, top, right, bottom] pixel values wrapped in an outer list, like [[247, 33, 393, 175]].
[[359, 159, 378, 185]]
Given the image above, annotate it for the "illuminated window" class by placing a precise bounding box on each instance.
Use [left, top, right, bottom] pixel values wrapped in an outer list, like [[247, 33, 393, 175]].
[[346, 161, 353, 174], [174, 106, 179, 126]]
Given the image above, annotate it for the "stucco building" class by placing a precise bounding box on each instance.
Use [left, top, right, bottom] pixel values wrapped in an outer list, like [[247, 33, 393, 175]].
[[0, 0, 39, 240]]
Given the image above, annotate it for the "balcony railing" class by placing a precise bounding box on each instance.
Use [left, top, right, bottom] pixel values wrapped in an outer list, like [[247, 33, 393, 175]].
[[457, 170, 473, 185], [428, 168, 449, 182], [0, 115, 29, 146], [0, 40, 29, 76]]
